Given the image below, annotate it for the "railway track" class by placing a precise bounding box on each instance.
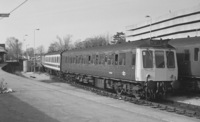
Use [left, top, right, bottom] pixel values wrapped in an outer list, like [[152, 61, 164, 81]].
[[52, 76, 200, 119]]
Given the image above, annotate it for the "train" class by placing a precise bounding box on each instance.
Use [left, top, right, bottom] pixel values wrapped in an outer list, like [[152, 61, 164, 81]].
[[42, 39, 178, 99], [41, 51, 61, 75], [169, 36, 200, 91]]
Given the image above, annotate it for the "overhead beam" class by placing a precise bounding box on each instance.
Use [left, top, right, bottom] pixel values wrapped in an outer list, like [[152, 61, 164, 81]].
[[0, 13, 10, 17]]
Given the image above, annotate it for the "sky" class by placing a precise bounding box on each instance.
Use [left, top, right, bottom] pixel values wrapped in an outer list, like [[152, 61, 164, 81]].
[[0, 0, 200, 51]]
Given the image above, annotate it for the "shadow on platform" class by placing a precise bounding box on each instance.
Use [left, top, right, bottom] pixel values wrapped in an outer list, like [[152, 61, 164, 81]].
[[0, 93, 60, 122]]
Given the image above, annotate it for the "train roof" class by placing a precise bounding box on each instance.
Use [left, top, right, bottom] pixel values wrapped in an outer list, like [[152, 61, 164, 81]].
[[44, 50, 62, 56], [169, 37, 200, 46], [62, 39, 174, 55]]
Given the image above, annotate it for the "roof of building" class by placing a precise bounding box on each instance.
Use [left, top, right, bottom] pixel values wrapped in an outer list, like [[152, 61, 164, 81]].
[[0, 46, 6, 53]]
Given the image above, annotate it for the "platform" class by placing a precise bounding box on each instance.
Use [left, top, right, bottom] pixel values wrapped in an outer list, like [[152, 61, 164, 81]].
[[0, 64, 199, 122]]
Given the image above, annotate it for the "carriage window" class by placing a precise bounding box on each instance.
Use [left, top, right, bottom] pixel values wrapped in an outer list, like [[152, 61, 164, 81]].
[[65, 57, 67, 63], [99, 54, 105, 64], [67, 57, 69, 63], [82, 56, 85, 64], [194, 48, 199, 61], [184, 50, 190, 61], [111, 54, 115, 65], [143, 50, 153, 68], [105, 55, 108, 64], [166, 51, 175, 68], [99, 54, 102, 64], [88, 55, 91, 64], [81, 56, 83, 64], [119, 53, 126, 65], [132, 53, 135, 65], [73, 57, 75, 64], [85, 56, 87, 64], [108, 54, 112, 65], [81, 56, 84, 64], [71, 57, 73, 63], [91, 55, 95, 64], [95, 55, 99, 65], [155, 51, 165, 68], [77, 56, 80, 64], [70, 57, 72, 63], [115, 54, 118, 65], [75, 56, 78, 64]]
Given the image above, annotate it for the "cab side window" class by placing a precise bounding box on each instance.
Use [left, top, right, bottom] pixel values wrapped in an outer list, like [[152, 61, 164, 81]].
[[194, 48, 199, 61]]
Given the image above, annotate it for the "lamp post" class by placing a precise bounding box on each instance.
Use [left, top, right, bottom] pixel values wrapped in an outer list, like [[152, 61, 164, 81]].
[[23, 34, 28, 58], [26, 44, 29, 59], [16, 39, 19, 61], [146, 15, 152, 39], [34, 28, 40, 73]]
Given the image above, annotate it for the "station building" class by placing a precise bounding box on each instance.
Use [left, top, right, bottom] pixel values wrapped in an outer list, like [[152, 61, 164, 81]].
[[0, 44, 7, 63], [126, 5, 200, 41]]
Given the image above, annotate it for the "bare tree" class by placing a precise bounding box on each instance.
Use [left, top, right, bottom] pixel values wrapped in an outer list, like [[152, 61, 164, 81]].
[[48, 41, 60, 53], [48, 34, 72, 53], [74, 39, 84, 49], [74, 35, 109, 49], [58, 34, 72, 50], [6, 37, 22, 60], [36, 45, 45, 55], [25, 47, 34, 58]]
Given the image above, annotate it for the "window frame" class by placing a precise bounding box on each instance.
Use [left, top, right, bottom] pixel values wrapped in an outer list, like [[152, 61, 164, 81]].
[[155, 51, 165, 68], [166, 51, 175, 68], [142, 50, 153, 68]]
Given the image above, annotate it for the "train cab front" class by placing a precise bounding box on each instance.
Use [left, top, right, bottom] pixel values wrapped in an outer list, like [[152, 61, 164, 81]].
[[135, 41, 178, 99]]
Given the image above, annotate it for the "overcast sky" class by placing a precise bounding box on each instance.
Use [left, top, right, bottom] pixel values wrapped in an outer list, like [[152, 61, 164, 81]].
[[0, 0, 199, 51]]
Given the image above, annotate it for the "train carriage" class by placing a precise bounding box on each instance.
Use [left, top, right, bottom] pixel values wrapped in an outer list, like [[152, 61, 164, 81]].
[[61, 39, 178, 99], [42, 51, 62, 75], [169, 37, 200, 91]]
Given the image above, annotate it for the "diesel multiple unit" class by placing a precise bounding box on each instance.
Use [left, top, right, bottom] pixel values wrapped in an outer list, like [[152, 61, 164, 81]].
[[42, 39, 178, 99]]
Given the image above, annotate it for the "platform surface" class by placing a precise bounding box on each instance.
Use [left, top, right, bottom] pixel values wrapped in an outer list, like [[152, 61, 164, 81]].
[[0, 64, 199, 122]]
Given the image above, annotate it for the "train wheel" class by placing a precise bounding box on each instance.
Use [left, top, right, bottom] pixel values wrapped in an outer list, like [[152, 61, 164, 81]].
[[114, 82, 123, 99]]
